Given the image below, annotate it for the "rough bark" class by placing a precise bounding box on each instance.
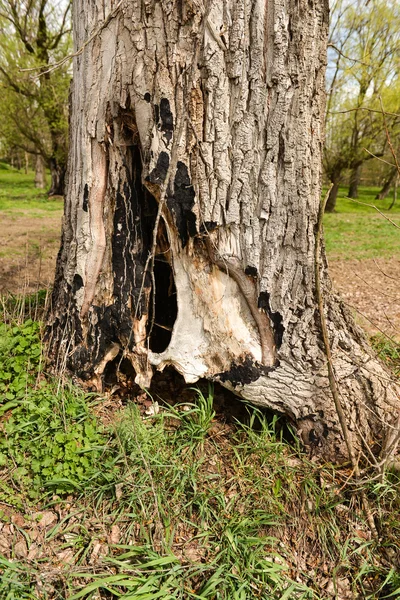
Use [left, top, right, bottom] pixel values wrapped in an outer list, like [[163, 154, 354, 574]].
[[48, 0, 400, 462]]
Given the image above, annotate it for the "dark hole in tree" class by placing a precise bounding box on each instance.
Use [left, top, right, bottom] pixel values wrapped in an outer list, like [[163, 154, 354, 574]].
[[103, 354, 140, 391], [149, 253, 177, 352], [120, 103, 178, 355]]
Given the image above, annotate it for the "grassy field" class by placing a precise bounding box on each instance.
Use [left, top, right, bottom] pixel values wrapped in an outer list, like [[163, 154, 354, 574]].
[[323, 186, 400, 261], [0, 168, 400, 598], [0, 163, 62, 214]]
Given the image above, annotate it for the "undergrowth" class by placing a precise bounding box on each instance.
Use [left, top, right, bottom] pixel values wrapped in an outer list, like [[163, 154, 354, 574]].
[[0, 314, 110, 505], [0, 298, 399, 599], [371, 335, 400, 377]]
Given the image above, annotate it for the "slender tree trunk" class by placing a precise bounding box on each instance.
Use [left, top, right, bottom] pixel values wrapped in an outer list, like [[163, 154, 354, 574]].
[[48, 0, 400, 462], [325, 181, 340, 212], [376, 167, 397, 201], [348, 163, 362, 198], [387, 175, 399, 210], [325, 167, 343, 212], [24, 152, 29, 175], [48, 158, 65, 196], [34, 155, 46, 189]]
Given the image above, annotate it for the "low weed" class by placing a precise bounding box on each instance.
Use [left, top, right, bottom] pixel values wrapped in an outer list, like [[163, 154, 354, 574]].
[[371, 334, 400, 376], [0, 317, 110, 504], [0, 555, 37, 599]]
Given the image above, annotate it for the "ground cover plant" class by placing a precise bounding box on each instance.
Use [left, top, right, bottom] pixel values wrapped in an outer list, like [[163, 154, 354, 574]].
[[0, 172, 400, 598]]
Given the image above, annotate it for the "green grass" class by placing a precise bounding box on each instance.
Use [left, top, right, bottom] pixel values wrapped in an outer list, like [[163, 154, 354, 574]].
[[0, 163, 62, 214], [323, 186, 400, 260]]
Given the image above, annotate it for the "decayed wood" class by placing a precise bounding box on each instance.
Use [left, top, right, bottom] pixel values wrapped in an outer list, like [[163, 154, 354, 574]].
[[47, 0, 400, 461], [80, 141, 108, 318], [204, 232, 276, 367]]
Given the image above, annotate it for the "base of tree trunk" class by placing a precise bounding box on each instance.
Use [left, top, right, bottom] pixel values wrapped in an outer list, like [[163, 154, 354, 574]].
[[347, 164, 361, 199], [376, 168, 397, 201], [47, 0, 400, 465]]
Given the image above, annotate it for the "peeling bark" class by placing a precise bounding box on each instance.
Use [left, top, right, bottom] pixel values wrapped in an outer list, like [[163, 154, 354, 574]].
[[48, 0, 400, 461]]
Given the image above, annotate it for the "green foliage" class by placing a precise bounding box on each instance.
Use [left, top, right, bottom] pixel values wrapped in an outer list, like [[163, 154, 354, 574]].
[[0, 319, 109, 501], [170, 386, 216, 447], [325, 0, 400, 198], [0, 1, 71, 174], [0, 556, 37, 599]]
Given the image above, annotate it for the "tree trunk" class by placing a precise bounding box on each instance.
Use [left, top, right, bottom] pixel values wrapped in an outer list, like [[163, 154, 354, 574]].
[[348, 163, 361, 198], [48, 158, 65, 196], [325, 181, 340, 213], [34, 155, 46, 189], [376, 167, 397, 201], [47, 0, 400, 462], [325, 167, 343, 212], [387, 175, 399, 210]]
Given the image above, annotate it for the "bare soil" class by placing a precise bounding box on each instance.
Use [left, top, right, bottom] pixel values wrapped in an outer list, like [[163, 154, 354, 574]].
[[329, 257, 400, 340], [0, 212, 61, 294]]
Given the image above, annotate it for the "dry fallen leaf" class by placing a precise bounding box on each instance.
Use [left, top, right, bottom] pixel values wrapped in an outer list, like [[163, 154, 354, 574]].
[[14, 539, 28, 559], [109, 524, 121, 545], [32, 511, 58, 529]]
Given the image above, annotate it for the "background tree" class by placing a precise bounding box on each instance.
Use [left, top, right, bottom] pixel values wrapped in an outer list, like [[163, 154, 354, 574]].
[[47, 0, 399, 463], [324, 0, 400, 211], [0, 0, 71, 195]]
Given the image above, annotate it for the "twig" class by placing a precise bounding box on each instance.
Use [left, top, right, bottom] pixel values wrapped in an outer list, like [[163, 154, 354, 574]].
[[346, 197, 400, 230], [379, 97, 400, 179], [332, 107, 400, 118], [372, 258, 397, 281], [342, 300, 399, 345], [327, 43, 371, 66], [20, 0, 123, 77], [353, 271, 400, 301], [315, 184, 378, 537], [362, 149, 396, 169]]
